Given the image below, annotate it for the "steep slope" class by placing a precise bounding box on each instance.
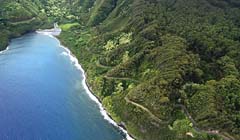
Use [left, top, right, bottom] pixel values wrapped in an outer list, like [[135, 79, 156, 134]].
[[59, 0, 240, 140], [0, 0, 48, 50], [1, 0, 240, 140]]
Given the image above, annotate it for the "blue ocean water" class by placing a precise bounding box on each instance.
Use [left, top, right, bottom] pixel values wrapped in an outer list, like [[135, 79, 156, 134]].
[[0, 33, 124, 140]]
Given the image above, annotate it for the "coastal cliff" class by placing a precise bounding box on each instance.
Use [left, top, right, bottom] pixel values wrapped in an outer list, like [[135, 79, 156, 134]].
[[58, 0, 240, 140], [1, 0, 240, 140]]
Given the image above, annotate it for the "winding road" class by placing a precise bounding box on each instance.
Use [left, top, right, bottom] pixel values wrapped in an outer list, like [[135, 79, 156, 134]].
[[9, 17, 36, 25], [175, 104, 235, 140], [96, 60, 139, 83], [95, 60, 235, 140], [124, 97, 235, 140], [96, 60, 112, 69], [104, 76, 140, 83], [125, 96, 162, 123]]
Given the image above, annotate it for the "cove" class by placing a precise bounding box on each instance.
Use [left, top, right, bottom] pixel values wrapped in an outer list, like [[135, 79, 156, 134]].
[[0, 33, 126, 140]]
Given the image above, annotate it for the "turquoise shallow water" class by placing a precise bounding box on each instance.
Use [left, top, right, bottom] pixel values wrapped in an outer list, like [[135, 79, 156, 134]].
[[0, 33, 124, 140]]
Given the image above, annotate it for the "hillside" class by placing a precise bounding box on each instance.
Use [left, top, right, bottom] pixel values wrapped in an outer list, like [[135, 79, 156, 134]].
[[1, 0, 240, 140], [58, 0, 240, 140], [0, 0, 49, 50]]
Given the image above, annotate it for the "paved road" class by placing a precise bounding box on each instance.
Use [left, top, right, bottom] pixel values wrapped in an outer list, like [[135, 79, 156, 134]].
[[104, 76, 140, 83], [9, 17, 36, 25], [125, 96, 165, 123], [96, 60, 112, 69], [175, 104, 235, 140], [123, 98, 235, 140]]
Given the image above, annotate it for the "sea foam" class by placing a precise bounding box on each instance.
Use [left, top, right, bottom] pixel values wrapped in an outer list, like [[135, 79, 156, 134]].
[[39, 31, 134, 140], [0, 47, 9, 54]]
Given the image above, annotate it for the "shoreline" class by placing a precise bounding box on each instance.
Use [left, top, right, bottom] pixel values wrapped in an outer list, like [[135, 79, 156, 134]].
[[0, 30, 38, 53], [41, 32, 135, 140], [0, 46, 9, 54], [1, 30, 136, 140]]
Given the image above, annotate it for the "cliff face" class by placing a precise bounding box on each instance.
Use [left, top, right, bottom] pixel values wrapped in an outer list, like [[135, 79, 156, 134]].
[[1, 0, 240, 140]]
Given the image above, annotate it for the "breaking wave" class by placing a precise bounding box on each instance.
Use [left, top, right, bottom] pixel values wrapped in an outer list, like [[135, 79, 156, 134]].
[[38, 31, 134, 140]]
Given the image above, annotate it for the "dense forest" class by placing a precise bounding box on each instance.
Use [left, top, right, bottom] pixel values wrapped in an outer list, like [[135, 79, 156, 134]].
[[1, 0, 240, 140], [0, 0, 50, 50]]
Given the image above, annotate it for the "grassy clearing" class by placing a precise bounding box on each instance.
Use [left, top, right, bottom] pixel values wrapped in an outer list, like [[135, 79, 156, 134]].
[[60, 23, 80, 31]]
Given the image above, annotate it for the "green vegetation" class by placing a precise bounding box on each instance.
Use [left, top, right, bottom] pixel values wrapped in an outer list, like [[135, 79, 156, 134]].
[[60, 23, 80, 31], [0, 0, 49, 50], [58, 0, 240, 139], [1, 0, 240, 140]]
